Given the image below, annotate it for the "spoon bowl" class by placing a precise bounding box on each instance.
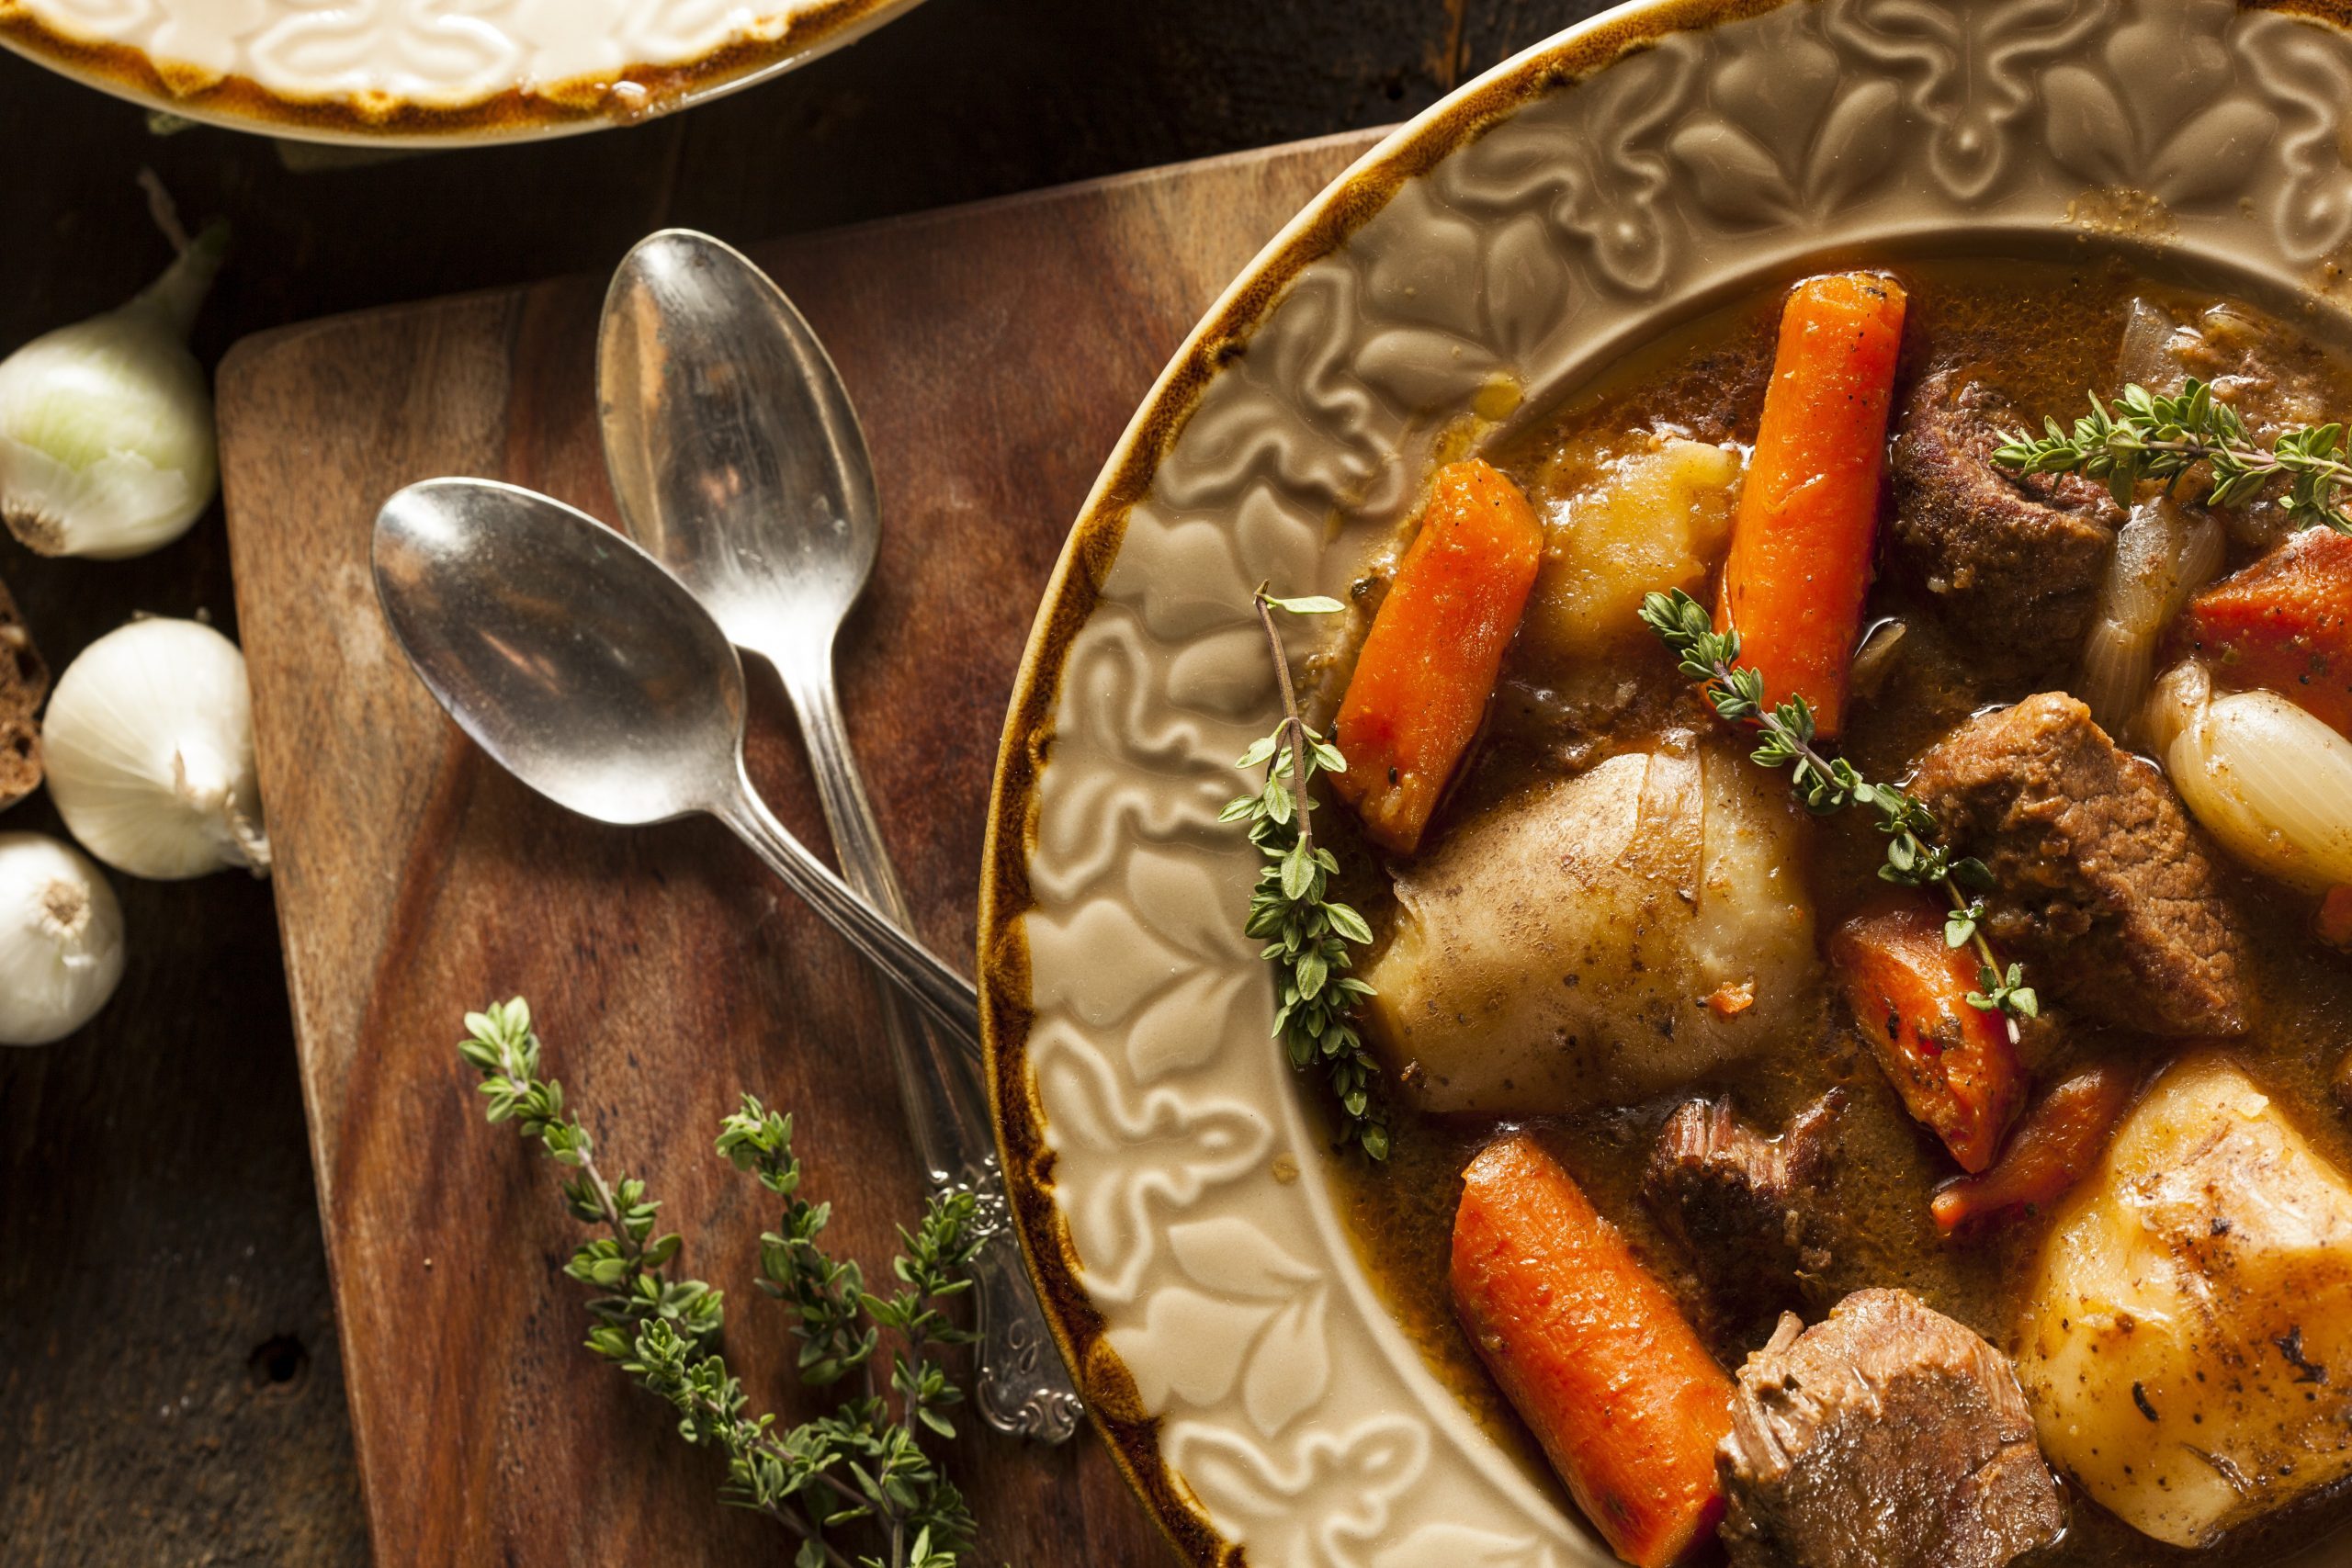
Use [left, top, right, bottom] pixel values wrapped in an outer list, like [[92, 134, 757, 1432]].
[[372, 478, 748, 827], [599, 229, 880, 668]]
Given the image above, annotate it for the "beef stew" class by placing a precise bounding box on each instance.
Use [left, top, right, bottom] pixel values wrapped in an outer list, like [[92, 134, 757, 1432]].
[[1318, 255, 2352, 1566]]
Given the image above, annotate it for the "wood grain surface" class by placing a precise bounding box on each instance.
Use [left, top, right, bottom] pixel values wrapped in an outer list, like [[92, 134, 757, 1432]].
[[213, 130, 1381, 1565]]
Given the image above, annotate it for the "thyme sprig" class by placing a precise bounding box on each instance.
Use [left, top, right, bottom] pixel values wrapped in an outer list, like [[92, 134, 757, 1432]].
[[1637, 591, 2040, 1034], [1993, 377, 2352, 536], [461, 998, 721, 1352], [1222, 587, 1388, 1160], [461, 1000, 979, 1568]]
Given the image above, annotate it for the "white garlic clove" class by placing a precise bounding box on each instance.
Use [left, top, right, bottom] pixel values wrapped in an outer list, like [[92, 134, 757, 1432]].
[[0, 831, 126, 1045]]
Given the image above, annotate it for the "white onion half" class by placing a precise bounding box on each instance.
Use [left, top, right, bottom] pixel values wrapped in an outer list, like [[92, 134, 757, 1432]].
[[2146, 661, 2352, 893]]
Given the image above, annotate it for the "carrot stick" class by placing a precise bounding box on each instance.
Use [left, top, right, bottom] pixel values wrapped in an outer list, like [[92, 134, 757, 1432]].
[[2176, 525, 2352, 739], [1829, 897, 2025, 1174], [1716, 272, 1907, 739], [1331, 457, 1545, 854], [1930, 1063, 2136, 1234], [1452, 1134, 1732, 1568]]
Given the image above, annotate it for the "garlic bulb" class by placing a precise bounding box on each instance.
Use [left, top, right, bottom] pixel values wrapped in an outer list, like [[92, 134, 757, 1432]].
[[0, 220, 226, 559], [0, 832, 125, 1045], [42, 617, 269, 880]]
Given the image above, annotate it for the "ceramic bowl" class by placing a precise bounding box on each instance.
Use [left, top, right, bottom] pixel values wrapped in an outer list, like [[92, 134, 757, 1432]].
[[0, 0, 922, 144], [978, 0, 2352, 1562]]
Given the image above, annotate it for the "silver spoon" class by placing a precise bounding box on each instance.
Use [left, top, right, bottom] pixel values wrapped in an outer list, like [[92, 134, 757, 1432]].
[[597, 229, 1083, 1444], [370, 475, 979, 1046]]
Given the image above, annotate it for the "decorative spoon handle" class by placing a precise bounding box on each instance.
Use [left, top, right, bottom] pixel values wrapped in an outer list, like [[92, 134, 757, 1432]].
[[772, 660, 1085, 1444], [716, 766, 982, 1052]]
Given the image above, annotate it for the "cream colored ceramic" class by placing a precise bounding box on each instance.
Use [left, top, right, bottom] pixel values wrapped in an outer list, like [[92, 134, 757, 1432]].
[[979, 0, 2352, 1563], [0, 0, 920, 142]]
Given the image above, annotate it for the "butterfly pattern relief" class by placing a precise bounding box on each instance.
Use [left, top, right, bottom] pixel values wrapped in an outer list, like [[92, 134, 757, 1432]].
[[1005, 2, 2352, 1564]]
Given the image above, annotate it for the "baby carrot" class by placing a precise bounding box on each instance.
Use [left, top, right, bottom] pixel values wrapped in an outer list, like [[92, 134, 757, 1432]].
[[1331, 457, 1544, 855], [1452, 1134, 1732, 1568], [1717, 272, 1907, 739], [1829, 897, 2025, 1174], [1930, 1063, 2136, 1235], [2175, 525, 2352, 739]]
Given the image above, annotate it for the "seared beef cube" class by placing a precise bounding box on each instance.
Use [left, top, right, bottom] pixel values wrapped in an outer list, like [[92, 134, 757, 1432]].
[[1644, 1094, 1838, 1348], [1891, 370, 2121, 677], [2135, 299, 2344, 549], [1909, 692, 2248, 1037], [1718, 1289, 2065, 1568]]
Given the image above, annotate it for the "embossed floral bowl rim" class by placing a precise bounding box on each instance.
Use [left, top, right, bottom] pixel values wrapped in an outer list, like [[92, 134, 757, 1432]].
[[0, 0, 922, 145], [978, 0, 2352, 1563]]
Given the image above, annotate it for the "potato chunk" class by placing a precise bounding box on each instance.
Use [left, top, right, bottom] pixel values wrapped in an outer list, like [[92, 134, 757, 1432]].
[[1363, 739, 1816, 1112], [2012, 1056, 2352, 1548], [1526, 437, 1741, 660]]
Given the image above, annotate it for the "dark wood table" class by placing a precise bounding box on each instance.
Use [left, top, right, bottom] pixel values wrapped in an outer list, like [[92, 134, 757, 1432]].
[[0, 4, 1600, 1560]]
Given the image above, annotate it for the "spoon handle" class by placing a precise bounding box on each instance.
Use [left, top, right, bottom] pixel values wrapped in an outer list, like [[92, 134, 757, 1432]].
[[775, 663, 1085, 1445], [716, 770, 982, 1050]]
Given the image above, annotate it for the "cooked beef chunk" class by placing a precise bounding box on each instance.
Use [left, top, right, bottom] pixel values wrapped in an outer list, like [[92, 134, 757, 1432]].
[[1891, 370, 2121, 676], [1718, 1289, 2065, 1568], [1909, 692, 2249, 1037], [1644, 1093, 1838, 1348], [0, 574, 44, 811], [2126, 299, 2342, 550]]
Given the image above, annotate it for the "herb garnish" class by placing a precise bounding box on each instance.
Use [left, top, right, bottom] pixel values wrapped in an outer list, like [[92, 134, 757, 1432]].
[[1638, 590, 2041, 1035], [1994, 377, 2352, 536], [461, 998, 980, 1568], [1223, 587, 1389, 1159]]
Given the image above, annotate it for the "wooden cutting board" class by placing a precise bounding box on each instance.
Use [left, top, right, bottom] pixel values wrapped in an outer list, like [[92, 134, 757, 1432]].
[[214, 129, 1384, 1566]]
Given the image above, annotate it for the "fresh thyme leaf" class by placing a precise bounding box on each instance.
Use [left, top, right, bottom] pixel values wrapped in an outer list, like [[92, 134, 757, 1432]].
[[460, 1006, 982, 1568], [1231, 585, 1389, 1160], [1993, 377, 2352, 536], [1263, 592, 1347, 615], [1638, 589, 2036, 1038], [1969, 963, 2041, 1021]]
